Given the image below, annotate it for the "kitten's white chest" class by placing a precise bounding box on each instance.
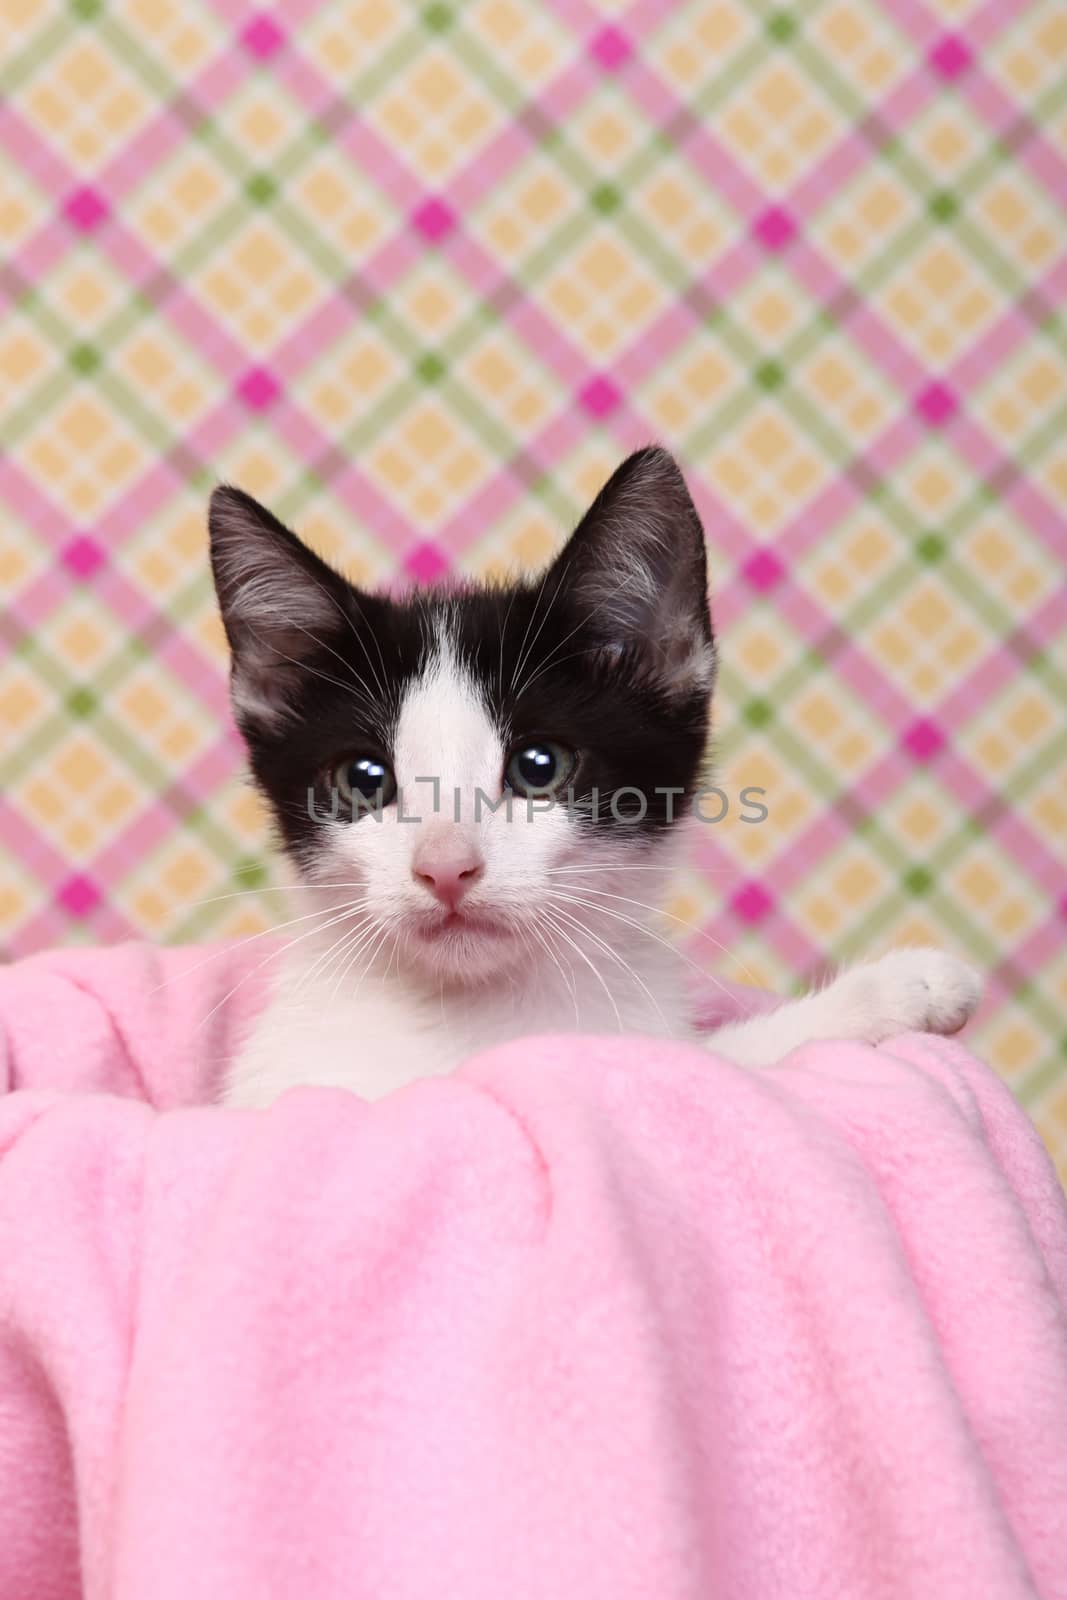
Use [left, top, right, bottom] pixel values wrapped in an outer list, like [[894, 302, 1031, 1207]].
[[221, 946, 688, 1108]]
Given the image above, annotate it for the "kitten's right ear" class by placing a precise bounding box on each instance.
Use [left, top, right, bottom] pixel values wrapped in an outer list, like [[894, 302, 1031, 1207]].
[[547, 446, 714, 698], [208, 485, 354, 728]]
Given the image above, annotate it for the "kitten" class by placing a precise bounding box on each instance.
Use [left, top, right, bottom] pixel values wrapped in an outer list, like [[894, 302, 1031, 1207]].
[[210, 447, 980, 1107]]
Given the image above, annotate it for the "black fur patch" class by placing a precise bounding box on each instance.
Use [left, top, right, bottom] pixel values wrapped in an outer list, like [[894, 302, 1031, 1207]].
[[210, 447, 715, 866]]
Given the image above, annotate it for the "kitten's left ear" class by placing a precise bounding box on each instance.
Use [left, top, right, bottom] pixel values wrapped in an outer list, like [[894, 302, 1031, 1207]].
[[550, 446, 715, 696], [208, 485, 366, 729]]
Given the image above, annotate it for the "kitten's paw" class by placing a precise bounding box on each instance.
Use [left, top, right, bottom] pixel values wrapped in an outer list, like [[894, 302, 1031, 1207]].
[[846, 948, 982, 1042]]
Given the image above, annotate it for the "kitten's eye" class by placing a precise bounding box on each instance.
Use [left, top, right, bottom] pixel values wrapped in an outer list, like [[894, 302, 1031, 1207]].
[[334, 756, 396, 811], [505, 740, 575, 797]]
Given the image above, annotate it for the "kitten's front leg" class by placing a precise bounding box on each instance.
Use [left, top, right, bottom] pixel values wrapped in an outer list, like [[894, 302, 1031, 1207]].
[[706, 948, 982, 1068]]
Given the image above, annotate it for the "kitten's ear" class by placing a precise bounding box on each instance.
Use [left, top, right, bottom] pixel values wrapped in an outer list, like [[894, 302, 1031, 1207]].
[[208, 485, 355, 728], [551, 446, 714, 696]]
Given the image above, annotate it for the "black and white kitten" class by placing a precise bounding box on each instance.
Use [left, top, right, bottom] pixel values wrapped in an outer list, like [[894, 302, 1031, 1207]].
[[210, 447, 979, 1106]]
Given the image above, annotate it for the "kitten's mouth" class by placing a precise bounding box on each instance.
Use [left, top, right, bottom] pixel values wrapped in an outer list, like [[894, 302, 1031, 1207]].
[[414, 909, 509, 942]]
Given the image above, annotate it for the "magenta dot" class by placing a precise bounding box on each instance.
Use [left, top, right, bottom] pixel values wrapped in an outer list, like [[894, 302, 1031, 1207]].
[[61, 535, 105, 579], [64, 188, 109, 232], [590, 26, 632, 70], [241, 14, 286, 58], [236, 367, 281, 410], [929, 35, 972, 79], [732, 881, 775, 924], [58, 875, 101, 918], [915, 383, 958, 426], [743, 549, 785, 592], [412, 198, 456, 243], [903, 719, 945, 761], [578, 376, 622, 418], [753, 208, 796, 252], [406, 541, 451, 584]]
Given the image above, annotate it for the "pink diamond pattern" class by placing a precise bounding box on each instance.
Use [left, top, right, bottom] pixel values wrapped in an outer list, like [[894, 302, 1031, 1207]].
[[733, 883, 776, 925], [61, 536, 106, 579], [753, 208, 797, 252], [64, 188, 109, 232], [915, 383, 958, 426], [406, 541, 451, 583], [903, 720, 946, 762], [743, 550, 785, 592], [236, 368, 281, 411], [590, 27, 633, 71], [579, 376, 623, 418], [411, 198, 456, 243], [241, 15, 286, 61], [57, 876, 101, 918], [929, 36, 973, 80]]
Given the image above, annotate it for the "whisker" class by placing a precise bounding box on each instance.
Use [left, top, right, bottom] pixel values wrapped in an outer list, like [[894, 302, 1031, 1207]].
[[507, 567, 553, 700], [296, 912, 377, 995], [245, 622, 375, 709], [549, 901, 668, 1029], [303, 570, 390, 705], [348, 923, 395, 1001], [520, 910, 580, 1026], [544, 863, 709, 875], [285, 610, 381, 706], [185, 882, 368, 909], [510, 560, 571, 703], [539, 906, 623, 1033], [550, 880, 751, 965], [548, 886, 748, 998], [327, 918, 387, 1001], [496, 580, 521, 707], [147, 896, 368, 996], [350, 595, 391, 705], [508, 563, 648, 703], [189, 897, 370, 1038], [512, 645, 601, 699]]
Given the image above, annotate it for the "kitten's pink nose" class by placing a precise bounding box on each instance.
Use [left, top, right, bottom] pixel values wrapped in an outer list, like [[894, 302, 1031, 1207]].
[[412, 830, 485, 911]]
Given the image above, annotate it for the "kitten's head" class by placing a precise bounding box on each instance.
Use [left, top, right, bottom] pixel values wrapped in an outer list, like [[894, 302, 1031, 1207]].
[[209, 447, 714, 986]]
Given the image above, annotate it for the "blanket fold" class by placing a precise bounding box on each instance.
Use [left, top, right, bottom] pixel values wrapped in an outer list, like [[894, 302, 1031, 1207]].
[[1, 943, 1066, 1599]]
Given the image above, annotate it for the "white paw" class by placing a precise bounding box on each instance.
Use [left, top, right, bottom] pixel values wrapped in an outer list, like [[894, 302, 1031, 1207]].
[[840, 948, 982, 1043]]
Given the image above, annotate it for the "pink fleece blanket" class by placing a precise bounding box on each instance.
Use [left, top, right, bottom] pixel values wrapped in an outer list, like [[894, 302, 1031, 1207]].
[[2, 944, 1066, 1600]]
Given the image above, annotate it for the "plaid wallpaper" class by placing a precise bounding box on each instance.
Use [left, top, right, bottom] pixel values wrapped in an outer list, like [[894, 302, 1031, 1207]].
[[1, 2, 1065, 1176]]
